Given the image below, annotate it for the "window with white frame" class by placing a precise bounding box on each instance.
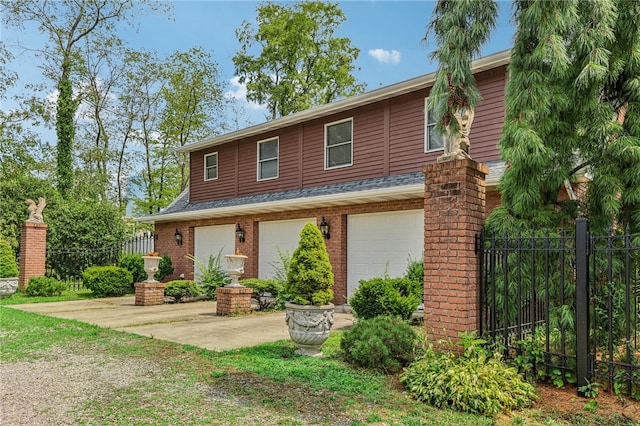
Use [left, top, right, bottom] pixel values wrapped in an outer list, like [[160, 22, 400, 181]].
[[258, 137, 279, 180], [325, 118, 353, 169], [424, 98, 444, 152], [204, 152, 218, 181]]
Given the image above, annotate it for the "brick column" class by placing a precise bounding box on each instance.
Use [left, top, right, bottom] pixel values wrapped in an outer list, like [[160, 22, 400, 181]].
[[19, 221, 48, 291], [422, 158, 488, 345], [216, 287, 253, 315], [134, 282, 166, 306]]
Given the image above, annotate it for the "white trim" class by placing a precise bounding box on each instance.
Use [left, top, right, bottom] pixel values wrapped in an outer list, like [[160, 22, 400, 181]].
[[204, 152, 218, 181], [176, 49, 511, 154], [424, 97, 444, 153], [324, 117, 353, 170], [257, 137, 279, 181]]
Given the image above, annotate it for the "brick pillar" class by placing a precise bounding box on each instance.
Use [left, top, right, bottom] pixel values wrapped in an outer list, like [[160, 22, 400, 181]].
[[134, 282, 166, 306], [19, 221, 48, 291], [422, 158, 488, 345], [216, 287, 253, 315]]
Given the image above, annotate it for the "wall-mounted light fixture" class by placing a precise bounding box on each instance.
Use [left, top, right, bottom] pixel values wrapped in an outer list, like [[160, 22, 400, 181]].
[[174, 228, 183, 246], [320, 217, 330, 240], [235, 223, 245, 243]]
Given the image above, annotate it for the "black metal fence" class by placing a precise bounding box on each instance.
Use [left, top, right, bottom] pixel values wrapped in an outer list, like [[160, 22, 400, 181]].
[[45, 233, 156, 290], [477, 218, 639, 397]]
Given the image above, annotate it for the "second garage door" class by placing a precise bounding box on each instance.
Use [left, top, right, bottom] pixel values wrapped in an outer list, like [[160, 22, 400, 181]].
[[258, 218, 315, 279], [347, 210, 423, 298]]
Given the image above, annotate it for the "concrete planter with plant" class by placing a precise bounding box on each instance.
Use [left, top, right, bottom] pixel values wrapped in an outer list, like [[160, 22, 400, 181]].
[[284, 222, 335, 357]]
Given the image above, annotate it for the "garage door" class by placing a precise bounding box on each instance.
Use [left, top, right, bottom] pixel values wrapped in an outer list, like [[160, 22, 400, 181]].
[[259, 218, 315, 279], [193, 225, 236, 280], [347, 210, 423, 298]]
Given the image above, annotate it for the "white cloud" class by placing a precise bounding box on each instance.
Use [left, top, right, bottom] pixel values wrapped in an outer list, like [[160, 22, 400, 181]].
[[225, 76, 267, 111], [368, 48, 401, 65]]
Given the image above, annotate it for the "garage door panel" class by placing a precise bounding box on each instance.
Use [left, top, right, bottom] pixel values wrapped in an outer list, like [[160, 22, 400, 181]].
[[347, 210, 423, 298], [259, 218, 315, 279], [193, 225, 236, 280]]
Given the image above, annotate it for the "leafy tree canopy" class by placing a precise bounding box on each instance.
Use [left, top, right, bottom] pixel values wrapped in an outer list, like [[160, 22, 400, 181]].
[[233, 1, 365, 120]]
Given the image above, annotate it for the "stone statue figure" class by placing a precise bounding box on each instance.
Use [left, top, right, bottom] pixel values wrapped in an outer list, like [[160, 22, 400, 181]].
[[25, 197, 46, 223], [438, 107, 475, 162]]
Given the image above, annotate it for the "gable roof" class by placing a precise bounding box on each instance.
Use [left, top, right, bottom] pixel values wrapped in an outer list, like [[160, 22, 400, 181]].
[[177, 49, 511, 154]]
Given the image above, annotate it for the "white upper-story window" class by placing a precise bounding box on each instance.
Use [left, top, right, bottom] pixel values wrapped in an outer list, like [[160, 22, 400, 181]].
[[424, 98, 445, 152], [325, 118, 353, 169], [204, 152, 218, 181], [257, 137, 279, 180]]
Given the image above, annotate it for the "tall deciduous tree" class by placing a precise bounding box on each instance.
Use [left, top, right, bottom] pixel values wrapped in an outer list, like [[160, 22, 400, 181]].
[[1, 0, 168, 197], [489, 0, 640, 233], [425, 0, 498, 142], [233, 1, 365, 120]]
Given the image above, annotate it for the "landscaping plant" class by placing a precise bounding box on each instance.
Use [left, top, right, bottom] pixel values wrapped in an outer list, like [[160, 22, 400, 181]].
[[164, 280, 203, 303], [25, 277, 67, 297], [340, 315, 419, 373], [186, 250, 231, 300], [0, 240, 19, 278], [82, 266, 133, 297], [119, 253, 173, 283], [401, 332, 538, 416], [285, 222, 334, 306], [349, 277, 422, 320], [239, 278, 282, 311]]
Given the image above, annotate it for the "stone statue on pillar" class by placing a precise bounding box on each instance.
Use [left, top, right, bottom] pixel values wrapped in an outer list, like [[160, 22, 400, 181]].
[[437, 107, 475, 163], [25, 197, 46, 223]]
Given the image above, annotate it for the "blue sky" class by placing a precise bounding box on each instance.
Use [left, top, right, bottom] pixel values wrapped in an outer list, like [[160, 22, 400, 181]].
[[4, 0, 516, 126]]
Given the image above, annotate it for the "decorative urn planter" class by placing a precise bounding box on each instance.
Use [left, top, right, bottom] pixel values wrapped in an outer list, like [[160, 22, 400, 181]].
[[0, 277, 18, 299], [224, 254, 248, 287], [142, 255, 161, 282], [285, 302, 335, 357]]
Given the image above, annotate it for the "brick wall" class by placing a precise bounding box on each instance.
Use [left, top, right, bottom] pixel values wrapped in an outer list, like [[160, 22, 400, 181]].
[[18, 222, 47, 291], [422, 159, 488, 344], [134, 282, 166, 306]]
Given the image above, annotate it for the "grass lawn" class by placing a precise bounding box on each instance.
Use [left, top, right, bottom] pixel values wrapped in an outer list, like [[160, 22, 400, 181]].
[[1, 296, 637, 425]]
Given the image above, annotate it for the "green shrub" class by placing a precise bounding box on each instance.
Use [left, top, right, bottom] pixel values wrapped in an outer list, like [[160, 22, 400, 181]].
[[118, 254, 145, 282], [405, 256, 424, 286], [400, 333, 538, 416], [341, 316, 418, 373], [286, 222, 334, 306], [0, 240, 18, 278], [164, 280, 203, 303], [349, 277, 422, 320], [239, 278, 283, 311], [82, 266, 133, 297], [25, 277, 67, 297], [186, 250, 231, 300], [156, 255, 174, 281]]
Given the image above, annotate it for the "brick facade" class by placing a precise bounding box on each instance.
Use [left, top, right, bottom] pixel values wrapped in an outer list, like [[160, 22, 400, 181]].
[[422, 159, 488, 344], [18, 221, 47, 291], [134, 282, 166, 306], [216, 286, 253, 315]]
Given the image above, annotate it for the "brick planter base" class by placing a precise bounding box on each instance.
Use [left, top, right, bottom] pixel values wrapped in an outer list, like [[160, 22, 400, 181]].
[[134, 282, 166, 306], [216, 287, 253, 315]]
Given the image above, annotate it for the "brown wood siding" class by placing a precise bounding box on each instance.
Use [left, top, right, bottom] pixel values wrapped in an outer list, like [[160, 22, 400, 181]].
[[301, 105, 386, 187], [188, 65, 507, 203]]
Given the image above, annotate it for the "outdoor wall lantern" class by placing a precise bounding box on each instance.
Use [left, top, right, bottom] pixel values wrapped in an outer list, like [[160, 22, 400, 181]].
[[174, 228, 183, 246], [235, 223, 245, 243], [320, 217, 330, 240]]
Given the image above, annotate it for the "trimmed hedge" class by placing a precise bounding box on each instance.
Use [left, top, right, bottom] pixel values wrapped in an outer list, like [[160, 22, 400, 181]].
[[0, 240, 18, 278], [82, 266, 133, 297], [164, 280, 203, 303], [240, 278, 283, 310], [26, 277, 67, 297], [349, 277, 422, 320]]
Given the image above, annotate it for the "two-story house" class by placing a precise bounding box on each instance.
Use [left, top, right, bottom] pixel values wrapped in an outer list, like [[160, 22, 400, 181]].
[[141, 49, 510, 305]]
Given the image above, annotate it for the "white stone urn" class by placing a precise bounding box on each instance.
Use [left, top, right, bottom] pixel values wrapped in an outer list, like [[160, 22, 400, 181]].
[[225, 254, 247, 287], [0, 277, 18, 299], [285, 302, 335, 357], [142, 255, 161, 282]]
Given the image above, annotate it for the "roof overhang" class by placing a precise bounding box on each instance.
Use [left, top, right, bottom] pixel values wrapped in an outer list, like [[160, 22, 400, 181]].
[[177, 49, 512, 154]]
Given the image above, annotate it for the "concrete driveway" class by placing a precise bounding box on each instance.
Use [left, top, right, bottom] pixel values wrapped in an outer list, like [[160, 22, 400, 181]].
[[8, 297, 355, 352]]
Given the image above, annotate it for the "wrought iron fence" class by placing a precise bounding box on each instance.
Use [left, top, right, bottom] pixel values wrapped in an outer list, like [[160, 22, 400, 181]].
[[477, 218, 639, 397], [45, 233, 156, 289]]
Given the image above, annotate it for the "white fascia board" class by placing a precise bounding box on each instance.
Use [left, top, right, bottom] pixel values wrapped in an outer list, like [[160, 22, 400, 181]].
[[177, 49, 511, 154]]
